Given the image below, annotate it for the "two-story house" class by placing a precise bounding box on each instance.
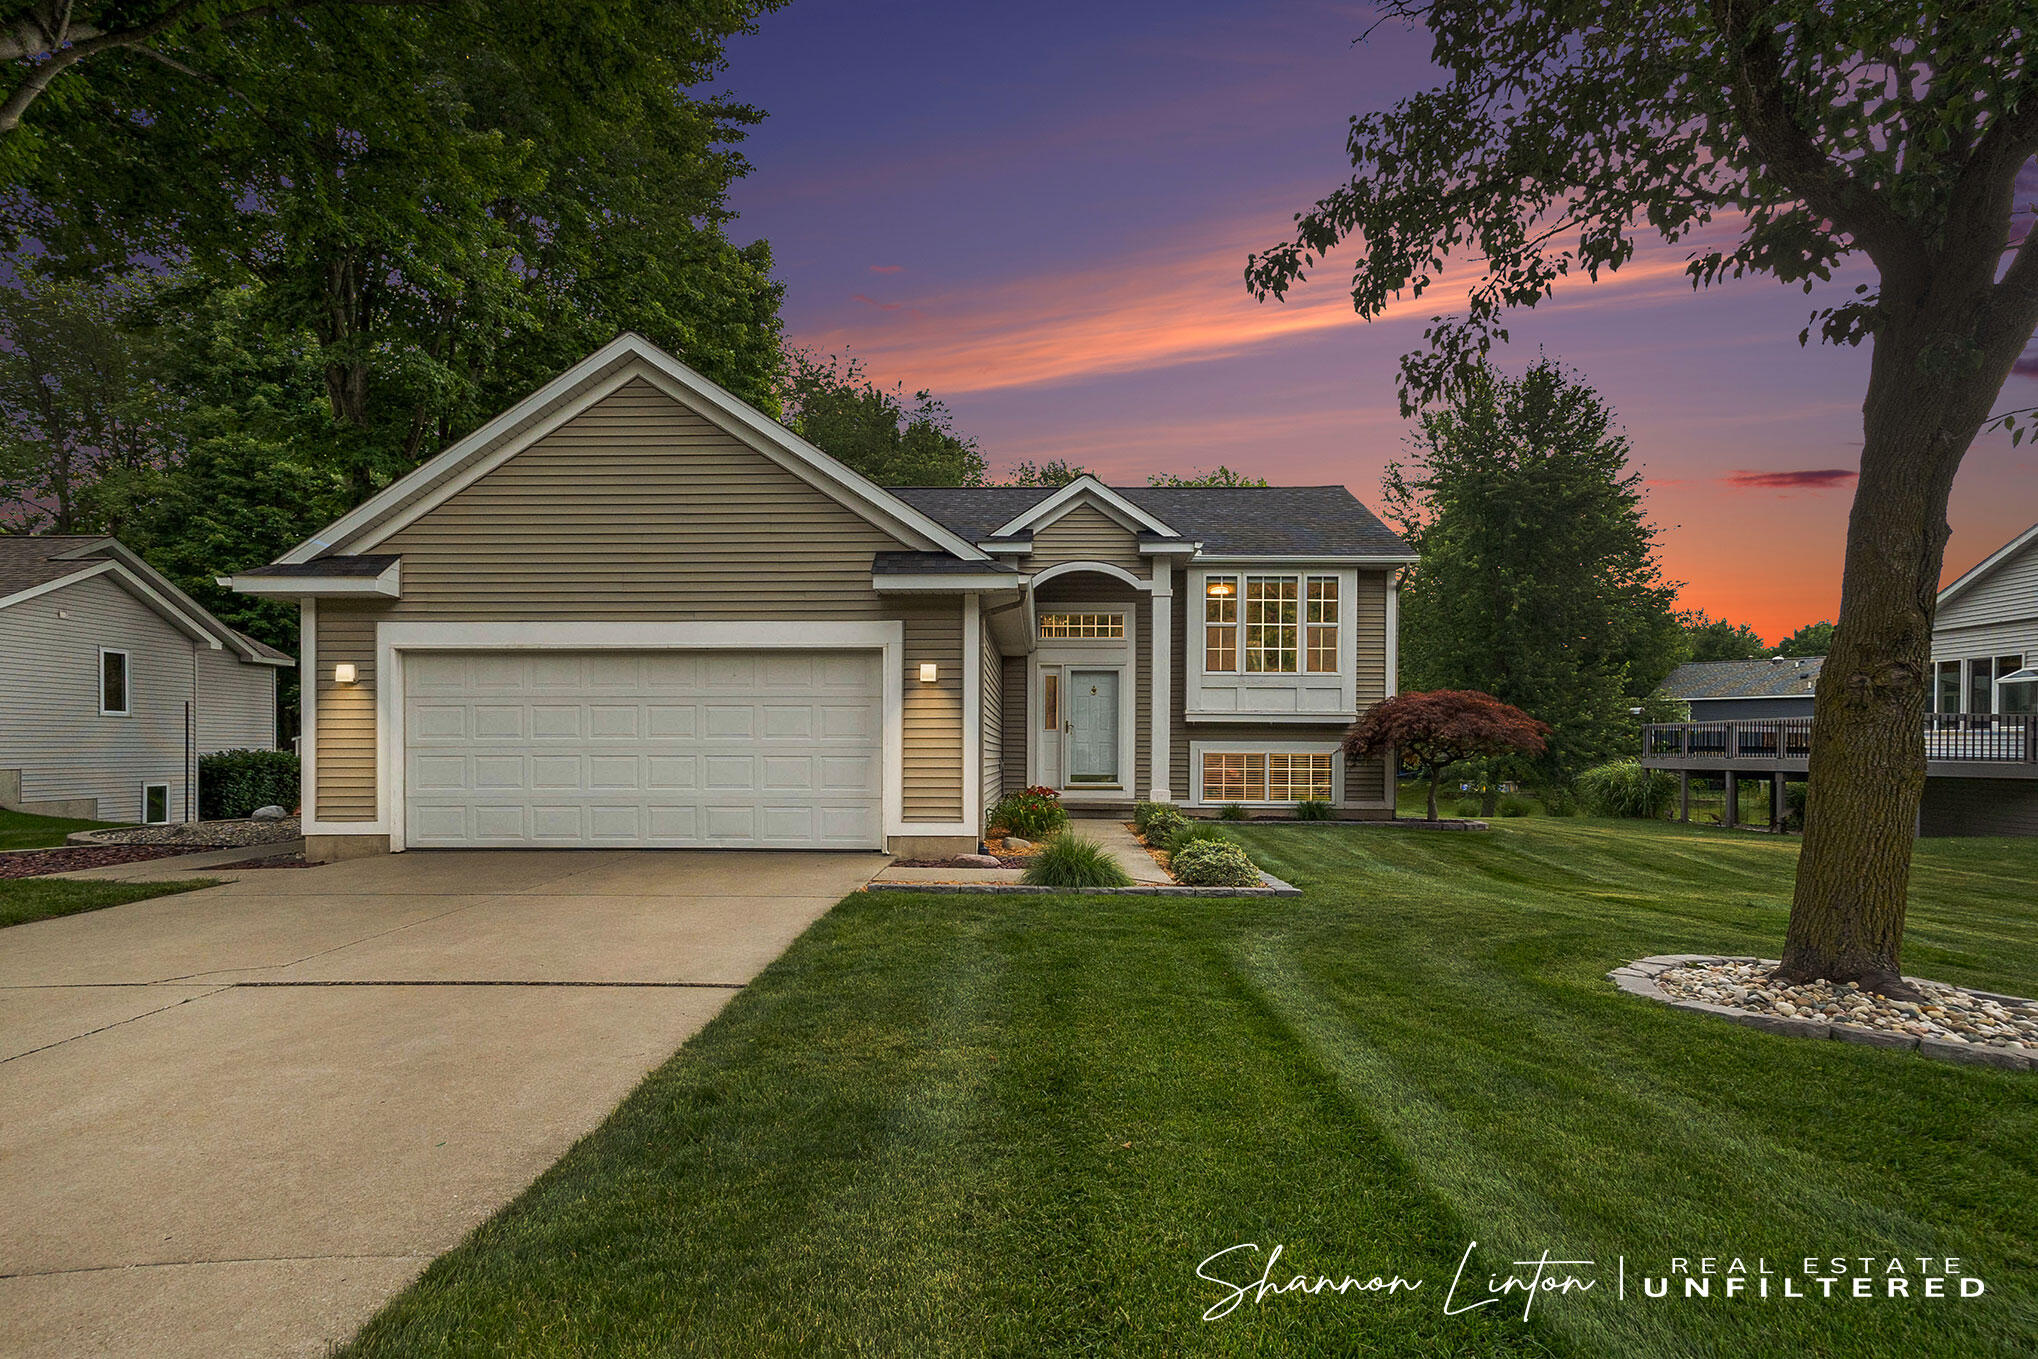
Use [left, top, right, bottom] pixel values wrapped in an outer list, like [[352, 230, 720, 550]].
[[228, 335, 1413, 862]]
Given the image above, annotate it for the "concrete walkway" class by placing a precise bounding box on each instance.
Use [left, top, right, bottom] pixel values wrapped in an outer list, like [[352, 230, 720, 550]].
[[0, 848, 884, 1358], [1068, 818, 1172, 884]]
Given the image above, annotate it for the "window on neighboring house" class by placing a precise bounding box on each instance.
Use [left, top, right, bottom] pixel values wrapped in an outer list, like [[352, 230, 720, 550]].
[[1243, 575, 1299, 672], [1935, 660, 1961, 714], [2000, 654, 2033, 716], [1204, 576, 1238, 671], [1969, 658, 1995, 716], [1305, 576, 1339, 672], [1200, 750, 1333, 803], [99, 649, 130, 716], [1042, 672, 1059, 729], [1038, 612, 1124, 640], [142, 783, 169, 825]]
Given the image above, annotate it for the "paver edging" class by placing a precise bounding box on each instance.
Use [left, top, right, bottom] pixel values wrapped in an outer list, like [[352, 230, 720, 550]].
[[1611, 954, 2035, 1071], [866, 869, 1301, 898]]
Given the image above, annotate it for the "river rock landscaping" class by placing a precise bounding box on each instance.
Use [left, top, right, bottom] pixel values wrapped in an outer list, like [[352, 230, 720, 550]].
[[79, 816, 301, 848], [1615, 954, 2038, 1069]]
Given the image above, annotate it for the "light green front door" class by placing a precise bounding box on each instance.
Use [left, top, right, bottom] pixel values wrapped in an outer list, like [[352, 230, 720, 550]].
[[1066, 669, 1120, 785]]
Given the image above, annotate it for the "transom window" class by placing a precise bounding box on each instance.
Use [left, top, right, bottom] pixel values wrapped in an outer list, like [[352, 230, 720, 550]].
[[1201, 751, 1333, 803], [1203, 575, 1339, 674], [1039, 612, 1123, 640]]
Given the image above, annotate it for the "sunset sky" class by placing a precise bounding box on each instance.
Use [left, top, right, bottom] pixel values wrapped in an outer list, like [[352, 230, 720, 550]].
[[718, 0, 2038, 643]]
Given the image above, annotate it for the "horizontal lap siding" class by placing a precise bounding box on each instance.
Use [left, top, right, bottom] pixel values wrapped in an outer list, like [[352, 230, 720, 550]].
[[0, 574, 196, 822], [1355, 570, 1387, 707], [196, 648, 277, 753], [1029, 502, 1145, 573], [1936, 539, 2038, 631], [1000, 655, 1028, 792], [312, 379, 970, 828], [980, 615, 1003, 822]]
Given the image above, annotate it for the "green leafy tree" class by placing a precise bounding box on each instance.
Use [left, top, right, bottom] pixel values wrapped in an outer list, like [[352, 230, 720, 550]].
[[10, 0, 785, 504], [1147, 465, 1268, 487], [0, 273, 163, 532], [1777, 620, 1836, 658], [1680, 611, 1769, 663], [1385, 360, 1684, 793], [1246, 2, 2038, 991], [782, 350, 985, 486], [1001, 459, 1093, 487]]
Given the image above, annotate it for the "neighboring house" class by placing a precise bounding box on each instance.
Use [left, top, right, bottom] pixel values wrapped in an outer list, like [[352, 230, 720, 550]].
[[0, 536, 292, 824], [228, 334, 1414, 863], [1660, 656, 1824, 721], [1640, 520, 2038, 835], [1921, 520, 2038, 835]]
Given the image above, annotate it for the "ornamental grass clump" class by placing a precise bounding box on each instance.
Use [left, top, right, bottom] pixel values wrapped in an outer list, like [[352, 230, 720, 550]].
[[1170, 839, 1262, 888], [1295, 799, 1335, 821], [1576, 760, 1677, 819], [991, 786, 1068, 839], [1021, 835, 1133, 889]]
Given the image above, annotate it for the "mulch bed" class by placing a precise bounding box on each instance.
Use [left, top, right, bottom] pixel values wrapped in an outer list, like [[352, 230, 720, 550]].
[[890, 856, 1030, 869], [0, 843, 227, 880]]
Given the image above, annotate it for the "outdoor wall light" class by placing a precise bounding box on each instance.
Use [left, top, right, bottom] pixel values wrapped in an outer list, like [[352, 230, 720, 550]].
[[918, 662, 939, 683], [1205, 580, 1234, 597], [333, 662, 357, 684]]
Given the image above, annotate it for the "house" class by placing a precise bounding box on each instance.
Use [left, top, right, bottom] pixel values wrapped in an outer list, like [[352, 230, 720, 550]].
[[0, 536, 292, 824], [228, 334, 1413, 863], [1639, 520, 2038, 835], [1660, 656, 1823, 720], [1921, 520, 2038, 835]]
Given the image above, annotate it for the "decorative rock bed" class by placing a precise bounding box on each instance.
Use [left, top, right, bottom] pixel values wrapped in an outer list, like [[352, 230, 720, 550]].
[[0, 843, 230, 879], [1611, 955, 2038, 1071], [72, 817, 302, 848]]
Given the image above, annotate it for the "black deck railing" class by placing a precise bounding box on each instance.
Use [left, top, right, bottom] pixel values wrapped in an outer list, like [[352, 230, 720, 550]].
[[1643, 714, 2038, 765]]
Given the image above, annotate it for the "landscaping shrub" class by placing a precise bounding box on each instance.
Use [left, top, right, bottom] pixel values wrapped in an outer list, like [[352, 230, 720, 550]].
[[1021, 835, 1132, 889], [1453, 798, 1482, 818], [1576, 760, 1677, 818], [1295, 799, 1335, 821], [1170, 839, 1262, 887], [990, 786, 1068, 839], [1498, 795, 1533, 817], [1167, 822, 1232, 854], [1140, 807, 1189, 843], [1784, 780, 1808, 832], [1218, 802, 1248, 821], [1538, 784, 1580, 817], [1132, 801, 1180, 835], [198, 749, 299, 820]]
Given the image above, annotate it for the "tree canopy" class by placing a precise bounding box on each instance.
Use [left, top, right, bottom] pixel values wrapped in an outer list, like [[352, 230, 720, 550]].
[[783, 350, 985, 487], [1344, 689, 1549, 822], [1776, 620, 1836, 658], [1680, 611, 1770, 663], [1147, 465, 1268, 487], [1386, 358, 1683, 785], [1000, 459, 1093, 487]]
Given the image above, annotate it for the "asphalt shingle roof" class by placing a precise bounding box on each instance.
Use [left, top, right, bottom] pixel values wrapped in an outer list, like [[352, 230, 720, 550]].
[[1662, 657, 1825, 701], [886, 484, 1412, 557], [0, 535, 115, 596], [242, 554, 400, 578]]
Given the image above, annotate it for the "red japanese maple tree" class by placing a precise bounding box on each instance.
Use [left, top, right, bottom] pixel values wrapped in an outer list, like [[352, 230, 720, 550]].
[[1345, 690, 1550, 823]]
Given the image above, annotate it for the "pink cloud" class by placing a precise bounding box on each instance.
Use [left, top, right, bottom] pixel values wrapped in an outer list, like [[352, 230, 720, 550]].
[[868, 264, 904, 274], [1723, 469, 1858, 491], [851, 293, 912, 313]]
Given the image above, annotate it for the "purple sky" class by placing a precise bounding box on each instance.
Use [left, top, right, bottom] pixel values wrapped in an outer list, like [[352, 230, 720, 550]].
[[716, 0, 2038, 642]]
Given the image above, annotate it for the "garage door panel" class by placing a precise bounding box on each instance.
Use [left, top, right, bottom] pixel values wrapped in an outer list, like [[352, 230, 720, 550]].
[[404, 649, 883, 849]]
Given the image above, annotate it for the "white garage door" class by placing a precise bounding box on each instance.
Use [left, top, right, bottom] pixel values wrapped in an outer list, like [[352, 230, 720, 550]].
[[403, 650, 883, 849]]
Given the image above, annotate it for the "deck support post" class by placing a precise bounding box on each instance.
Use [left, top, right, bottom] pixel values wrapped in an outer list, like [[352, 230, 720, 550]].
[[1678, 771, 1690, 823], [1723, 771, 1738, 829], [1770, 773, 1785, 833]]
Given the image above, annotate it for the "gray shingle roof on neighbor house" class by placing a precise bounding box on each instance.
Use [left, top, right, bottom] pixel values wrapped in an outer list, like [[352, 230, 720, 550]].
[[886, 484, 1413, 557], [1662, 656, 1825, 701], [0, 534, 115, 597]]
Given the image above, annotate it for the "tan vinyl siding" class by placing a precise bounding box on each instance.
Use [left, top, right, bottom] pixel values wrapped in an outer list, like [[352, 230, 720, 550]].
[[196, 647, 277, 753], [308, 380, 974, 827], [0, 573, 196, 822], [980, 613, 1003, 821], [378, 379, 910, 619], [314, 606, 379, 822], [1355, 569, 1388, 705], [1028, 501, 1144, 574], [902, 600, 964, 821], [1000, 655, 1028, 793]]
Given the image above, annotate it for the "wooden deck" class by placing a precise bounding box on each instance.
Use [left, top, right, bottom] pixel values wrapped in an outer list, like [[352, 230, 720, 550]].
[[1641, 715, 2038, 781]]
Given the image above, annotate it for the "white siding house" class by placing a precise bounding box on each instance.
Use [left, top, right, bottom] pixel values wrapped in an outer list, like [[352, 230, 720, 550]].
[[0, 537, 292, 823], [1922, 522, 2038, 836]]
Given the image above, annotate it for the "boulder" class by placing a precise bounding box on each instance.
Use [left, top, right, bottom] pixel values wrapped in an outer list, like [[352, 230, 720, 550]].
[[954, 854, 1002, 868], [250, 805, 289, 821], [1004, 837, 1033, 850]]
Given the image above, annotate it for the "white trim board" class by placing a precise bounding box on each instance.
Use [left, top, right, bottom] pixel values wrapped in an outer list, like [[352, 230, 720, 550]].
[[989, 476, 1179, 540], [278, 336, 990, 567], [1187, 738, 1344, 807], [1027, 601, 1139, 797], [1939, 521, 2038, 609], [228, 560, 401, 598]]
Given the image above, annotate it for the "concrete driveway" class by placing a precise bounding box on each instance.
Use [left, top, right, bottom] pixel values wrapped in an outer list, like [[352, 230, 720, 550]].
[[0, 849, 885, 1358]]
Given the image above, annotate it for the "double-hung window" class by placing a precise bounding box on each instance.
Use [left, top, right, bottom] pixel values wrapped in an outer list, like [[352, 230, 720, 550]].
[[1203, 574, 1339, 675]]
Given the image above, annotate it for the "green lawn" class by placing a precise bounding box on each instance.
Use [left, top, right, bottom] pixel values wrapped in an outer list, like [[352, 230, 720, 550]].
[[0, 807, 123, 850], [342, 819, 2038, 1358], [0, 877, 219, 928]]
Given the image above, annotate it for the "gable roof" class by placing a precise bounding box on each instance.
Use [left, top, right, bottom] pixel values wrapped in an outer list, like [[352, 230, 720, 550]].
[[1937, 520, 2038, 610], [890, 484, 1414, 558], [274, 334, 989, 567], [0, 536, 292, 665], [1661, 657, 1823, 701]]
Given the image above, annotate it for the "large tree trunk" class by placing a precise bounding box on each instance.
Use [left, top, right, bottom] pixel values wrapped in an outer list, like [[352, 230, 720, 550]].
[[1779, 303, 2024, 991]]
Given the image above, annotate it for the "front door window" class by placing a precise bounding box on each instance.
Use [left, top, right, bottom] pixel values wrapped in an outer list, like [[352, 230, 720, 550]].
[[1065, 669, 1120, 785]]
